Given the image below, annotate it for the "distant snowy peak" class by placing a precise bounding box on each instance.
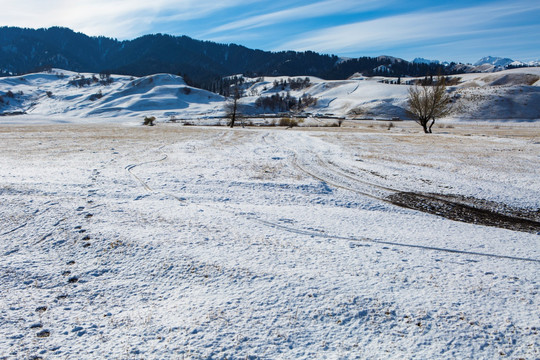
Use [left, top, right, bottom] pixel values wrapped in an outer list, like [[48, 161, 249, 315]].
[[413, 57, 440, 65], [474, 56, 515, 68], [506, 59, 540, 67], [471, 56, 540, 72]]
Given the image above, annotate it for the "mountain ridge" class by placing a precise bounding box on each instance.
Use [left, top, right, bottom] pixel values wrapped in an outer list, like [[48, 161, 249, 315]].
[[0, 26, 451, 89], [1, 27, 538, 93]]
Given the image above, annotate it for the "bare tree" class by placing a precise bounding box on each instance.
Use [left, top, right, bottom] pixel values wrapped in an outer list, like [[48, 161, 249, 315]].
[[224, 87, 244, 128], [407, 76, 451, 133]]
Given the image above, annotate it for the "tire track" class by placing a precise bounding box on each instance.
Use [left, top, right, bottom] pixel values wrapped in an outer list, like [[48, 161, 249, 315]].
[[125, 150, 186, 203], [124, 131, 539, 263], [275, 134, 540, 234], [255, 218, 540, 263]]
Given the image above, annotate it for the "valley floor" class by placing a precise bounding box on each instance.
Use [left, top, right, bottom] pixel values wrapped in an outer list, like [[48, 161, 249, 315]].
[[0, 121, 539, 359]]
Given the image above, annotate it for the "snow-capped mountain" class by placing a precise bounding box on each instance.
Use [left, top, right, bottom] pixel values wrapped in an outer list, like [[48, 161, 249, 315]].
[[413, 58, 440, 65], [507, 59, 540, 68], [465, 56, 540, 73], [474, 56, 516, 68]]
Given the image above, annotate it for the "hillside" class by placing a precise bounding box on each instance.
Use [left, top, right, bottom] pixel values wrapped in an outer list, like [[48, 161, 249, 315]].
[[0, 69, 224, 122], [1, 67, 539, 123]]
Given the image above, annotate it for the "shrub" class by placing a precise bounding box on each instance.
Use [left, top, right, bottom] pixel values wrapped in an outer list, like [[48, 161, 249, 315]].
[[89, 90, 103, 101], [279, 117, 298, 127], [143, 116, 156, 126], [69, 76, 92, 87]]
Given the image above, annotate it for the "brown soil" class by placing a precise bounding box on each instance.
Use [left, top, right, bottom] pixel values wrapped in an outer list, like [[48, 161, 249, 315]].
[[388, 192, 540, 234]]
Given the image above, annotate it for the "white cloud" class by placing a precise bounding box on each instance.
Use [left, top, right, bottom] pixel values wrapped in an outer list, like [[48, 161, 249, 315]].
[[203, 0, 389, 34], [0, 0, 263, 38], [276, 1, 540, 54]]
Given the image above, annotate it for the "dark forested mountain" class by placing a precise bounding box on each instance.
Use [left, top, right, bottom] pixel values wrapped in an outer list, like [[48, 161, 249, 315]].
[[0, 26, 450, 90]]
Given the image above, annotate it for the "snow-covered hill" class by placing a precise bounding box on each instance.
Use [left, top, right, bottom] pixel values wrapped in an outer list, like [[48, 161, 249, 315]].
[[237, 68, 540, 121], [1, 67, 540, 123], [0, 69, 224, 123], [448, 68, 540, 121]]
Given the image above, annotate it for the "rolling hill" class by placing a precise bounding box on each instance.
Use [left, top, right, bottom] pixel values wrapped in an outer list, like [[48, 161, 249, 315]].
[[1, 67, 539, 123]]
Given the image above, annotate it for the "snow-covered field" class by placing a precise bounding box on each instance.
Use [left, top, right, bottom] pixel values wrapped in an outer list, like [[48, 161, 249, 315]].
[[1, 121, 538, 359]]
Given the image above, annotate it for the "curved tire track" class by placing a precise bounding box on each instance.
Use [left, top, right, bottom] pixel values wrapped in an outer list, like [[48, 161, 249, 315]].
[[286, 141, 540, 234], [124, 131, 539, 263], [125, 149, 187, 202]]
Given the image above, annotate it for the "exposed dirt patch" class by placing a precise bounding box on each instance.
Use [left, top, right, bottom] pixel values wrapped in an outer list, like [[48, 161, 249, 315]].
[[388, 192, 540, 234]]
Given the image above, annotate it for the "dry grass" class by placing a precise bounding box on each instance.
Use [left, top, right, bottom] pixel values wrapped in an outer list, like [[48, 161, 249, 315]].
[[1, 121, 538, 171]]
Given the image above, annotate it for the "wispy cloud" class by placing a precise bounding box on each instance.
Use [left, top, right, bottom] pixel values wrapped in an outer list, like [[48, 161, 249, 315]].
[[203, 0, 389, 35], [1, 0, 539, 62], [276, 1, 540, 56], [413, 24, 540, 62], [0, 0, 262, 38]]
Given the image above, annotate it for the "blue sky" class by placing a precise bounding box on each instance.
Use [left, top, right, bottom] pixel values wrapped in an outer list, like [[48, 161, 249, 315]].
[[2, 0, 539, 63]]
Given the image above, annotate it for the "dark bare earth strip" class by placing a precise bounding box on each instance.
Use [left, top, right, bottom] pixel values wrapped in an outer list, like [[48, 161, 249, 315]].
[[388, 192, 540, 234]]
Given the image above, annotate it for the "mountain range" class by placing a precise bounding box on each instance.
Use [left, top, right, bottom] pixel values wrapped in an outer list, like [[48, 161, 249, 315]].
[[1, 27, 538, 93], [0, 27, 451, 90], [414, 56, 540, 70]]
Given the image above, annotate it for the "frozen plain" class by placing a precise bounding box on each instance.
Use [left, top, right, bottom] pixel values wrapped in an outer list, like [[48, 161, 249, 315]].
[[0, 121, 539, 359]]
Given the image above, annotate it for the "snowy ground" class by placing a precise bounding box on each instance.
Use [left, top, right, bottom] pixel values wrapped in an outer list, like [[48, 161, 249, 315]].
[[0, 121, 539, 359]]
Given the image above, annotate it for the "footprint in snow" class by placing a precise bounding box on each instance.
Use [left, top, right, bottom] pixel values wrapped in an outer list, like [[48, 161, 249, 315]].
[[35, 306, 47, 313], [36, 330, 50, 338]]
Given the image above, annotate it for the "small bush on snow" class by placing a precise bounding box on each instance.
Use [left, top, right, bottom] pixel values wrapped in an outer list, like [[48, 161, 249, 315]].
[[143, 116, 156, 126]]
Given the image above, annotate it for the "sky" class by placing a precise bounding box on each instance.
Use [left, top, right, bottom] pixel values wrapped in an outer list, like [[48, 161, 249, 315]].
[[2, 0, 539, 64]]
